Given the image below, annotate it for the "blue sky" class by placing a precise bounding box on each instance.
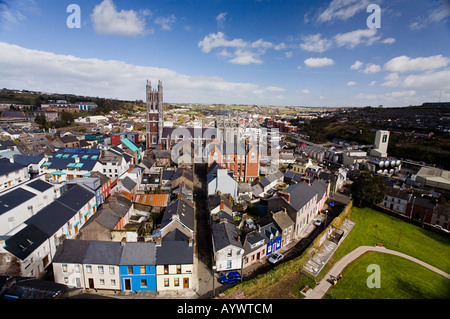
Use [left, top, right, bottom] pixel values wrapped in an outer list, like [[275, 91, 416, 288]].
[[1, 0, 450, 107]]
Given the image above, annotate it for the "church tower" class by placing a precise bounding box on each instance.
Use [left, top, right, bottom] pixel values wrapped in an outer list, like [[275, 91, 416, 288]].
[[146, 80, 163, 149]]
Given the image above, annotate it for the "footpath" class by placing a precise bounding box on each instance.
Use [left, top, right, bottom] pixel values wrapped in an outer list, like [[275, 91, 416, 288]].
[[305, 245, 450, 299]]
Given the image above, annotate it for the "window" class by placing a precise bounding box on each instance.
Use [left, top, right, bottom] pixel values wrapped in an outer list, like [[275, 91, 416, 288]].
[[100, 279, 105, 286], [75, 265, 80, 273], [174, 278, 180, 287], [62, 264, 68, 272], [109, 267, 115, 275], [111, 279, 116, 286], [86, 265, 92, 273], [227, 249, 232, 257], [98, 266, 104, 274], [164, 265, 169, 274], [127, 266, 133, 274], [176, 265, 181, 274], [164, 278, 169, 287], [140, 266, 146, 274], [140, 279, 147, 288], [64, 277, 69, 284], [227, 260, 232, 269]]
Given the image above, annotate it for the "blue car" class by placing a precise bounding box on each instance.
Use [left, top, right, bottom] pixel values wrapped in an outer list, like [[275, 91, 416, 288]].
[[218, 271, 241, 284]]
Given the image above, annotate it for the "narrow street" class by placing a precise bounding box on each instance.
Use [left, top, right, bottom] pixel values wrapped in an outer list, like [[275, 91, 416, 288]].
[[193, 163, 216, 298], [242, 200, 345, 281], [192, 162, 349, 298]]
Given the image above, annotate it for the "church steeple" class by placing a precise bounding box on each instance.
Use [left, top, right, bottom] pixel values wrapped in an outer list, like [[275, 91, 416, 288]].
[[145, 79, 163, 149]]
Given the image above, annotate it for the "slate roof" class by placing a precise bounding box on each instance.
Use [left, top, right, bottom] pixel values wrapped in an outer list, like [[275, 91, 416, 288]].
[[0, 187, 36, 216], [83, 240, 123, 265], [156, 229, 193, 265], [272, 210, 295, 230], [212, 221, 242, 252], [26, 179, 53, 192], [57, 184, 94, 212], [13, 155, 44, 166], [161, 198, 194, 231], [26, 201, 76, 236], [3, 224, 49, 260], [0, 158, 26, 176], [53, 239, 123, 265], [120, 242, 156, 265], [284, 182, 318, 211], [121, 176, 136, 192]]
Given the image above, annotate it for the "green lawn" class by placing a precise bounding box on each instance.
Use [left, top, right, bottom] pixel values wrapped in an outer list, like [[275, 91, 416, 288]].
[[326, 252, 450, 299], [324, 206, 450, 299], [331, 207, 450, 274]]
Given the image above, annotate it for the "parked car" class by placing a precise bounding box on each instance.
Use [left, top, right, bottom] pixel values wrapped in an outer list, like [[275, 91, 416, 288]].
[[314, 218, 324, 226], [218, 271, 241, 284], [268, 252, 284, 264]]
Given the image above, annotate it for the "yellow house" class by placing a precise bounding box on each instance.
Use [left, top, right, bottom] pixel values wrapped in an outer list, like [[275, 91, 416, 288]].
[[291, 158, 313, 174]]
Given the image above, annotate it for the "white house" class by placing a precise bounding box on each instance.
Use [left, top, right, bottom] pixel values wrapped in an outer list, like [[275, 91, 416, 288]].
[[0, 184, 97, 278], [207, 166, 238, 200], [52, 239, 123, 290], [380, 187, 411, 214], [0, 178, 57, 236], [0, 158, 29, 191], [211, 221, 244, 272]]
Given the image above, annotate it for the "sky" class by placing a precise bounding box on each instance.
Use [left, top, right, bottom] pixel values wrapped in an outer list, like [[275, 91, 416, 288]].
[[1, 0, 450, 107]]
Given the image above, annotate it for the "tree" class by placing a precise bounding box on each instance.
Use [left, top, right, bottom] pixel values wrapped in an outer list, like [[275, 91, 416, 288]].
[[351, 169, 385, 207], [35, 114, 47, 129]]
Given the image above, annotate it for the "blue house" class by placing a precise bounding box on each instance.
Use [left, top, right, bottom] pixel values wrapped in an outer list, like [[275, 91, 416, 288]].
[[119, 242, 157, 292], [262, 223, 282, 256]]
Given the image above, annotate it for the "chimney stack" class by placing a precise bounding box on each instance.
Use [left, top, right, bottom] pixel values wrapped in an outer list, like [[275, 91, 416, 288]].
[[220, 200, 224, 210]]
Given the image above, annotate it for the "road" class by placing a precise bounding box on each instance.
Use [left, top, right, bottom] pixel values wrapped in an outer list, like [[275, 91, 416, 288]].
[[193, 163, 218, 298], [241, 200, 345, 281]]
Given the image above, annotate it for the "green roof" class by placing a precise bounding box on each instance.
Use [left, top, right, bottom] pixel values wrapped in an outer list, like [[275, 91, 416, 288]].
[[121, 138, 139, 152]]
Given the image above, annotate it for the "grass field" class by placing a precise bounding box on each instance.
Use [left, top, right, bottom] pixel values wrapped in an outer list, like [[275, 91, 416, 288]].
[[331, 207, 450, 273], [324, 207, 450, 299], [325, 252, 450, 299], [222, 206, 450, 299]]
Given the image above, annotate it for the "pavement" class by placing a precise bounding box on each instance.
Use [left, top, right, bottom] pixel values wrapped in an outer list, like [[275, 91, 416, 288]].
[[303, 219, 355, 277], [305, 245, 450, 299]]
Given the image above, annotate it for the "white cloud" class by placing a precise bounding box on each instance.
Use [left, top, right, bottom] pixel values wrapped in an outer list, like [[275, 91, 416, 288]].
[[229, 49, 263, 65], [410, 1, 450, 30], [91, 0, 147, 36], [350, 60, 363, 70], [382, 69, 450, 90], [198, 32, 247, 53], [382, 37, 396, 44], [285, 51, 294, 58], [0, 41, 287, 104], [300, 34, 333, 53], [154, 14, 176, 30], [216, 12, 227, 29], [369, 81, 377, 87], [384, 55, 450, 73], [363, 63, 381, 74], [304, 57, 335, 67], [347, 81, 356, 86], [198, 32, 280, 65], [334, 28, 380, 48], [301, 89, 310, 94], [317, 0, 371, 23]]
